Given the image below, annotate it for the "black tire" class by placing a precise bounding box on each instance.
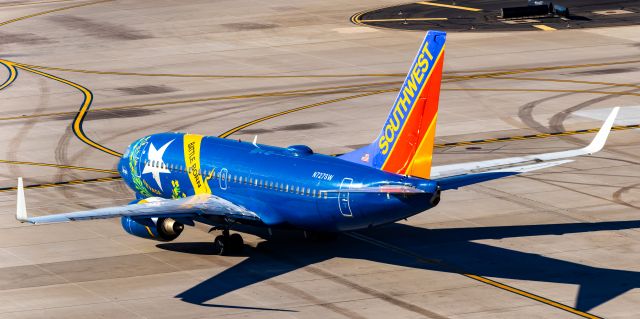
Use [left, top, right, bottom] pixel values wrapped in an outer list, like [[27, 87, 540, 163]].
[[213, 235, 227, 255], [305, 231, 338, 242], [229, 233, 244, 254]]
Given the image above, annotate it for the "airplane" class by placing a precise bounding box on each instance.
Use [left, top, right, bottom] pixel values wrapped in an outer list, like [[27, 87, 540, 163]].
[[15, 30, 620, 255]]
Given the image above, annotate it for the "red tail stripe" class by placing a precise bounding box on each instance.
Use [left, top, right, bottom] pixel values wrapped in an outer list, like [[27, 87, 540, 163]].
[[381, 54, 444, 173]]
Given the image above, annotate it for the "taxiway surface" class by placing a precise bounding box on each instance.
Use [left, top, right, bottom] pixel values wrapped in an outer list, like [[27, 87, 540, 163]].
[[1, 1, 640, 318]]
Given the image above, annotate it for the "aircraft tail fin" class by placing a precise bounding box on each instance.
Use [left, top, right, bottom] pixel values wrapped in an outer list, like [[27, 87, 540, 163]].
[[339, 30, 446, 179]]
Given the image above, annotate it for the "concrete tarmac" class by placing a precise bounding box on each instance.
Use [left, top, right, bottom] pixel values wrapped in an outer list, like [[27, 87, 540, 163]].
[[1, 1, 639, 318]]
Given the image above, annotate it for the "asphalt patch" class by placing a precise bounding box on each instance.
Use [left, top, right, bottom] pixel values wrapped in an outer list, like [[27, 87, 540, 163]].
[[571, 68, 639, 75], [0, 32, 51, 45], [116, 85, 177, 95], [221, 22, 279, 31], [354, 0, 640, 32], [241, 122, 331, 134], [48, 15, 152, 40]]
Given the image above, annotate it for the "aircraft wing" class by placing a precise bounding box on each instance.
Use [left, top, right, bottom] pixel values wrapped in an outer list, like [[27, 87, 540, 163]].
[[16, 178, 260, 224], [432, 107, 619, 190]]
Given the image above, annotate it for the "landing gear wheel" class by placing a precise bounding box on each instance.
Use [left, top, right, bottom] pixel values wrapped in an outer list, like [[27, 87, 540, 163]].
[[213, 233, 244, 256], [229, 233, 244, 253], [213, 235, 228, 255], [305, 231, 338, 242]]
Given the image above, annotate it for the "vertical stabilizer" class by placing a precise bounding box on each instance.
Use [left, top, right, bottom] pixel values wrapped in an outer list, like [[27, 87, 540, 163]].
[[339, 30, 446, 179]]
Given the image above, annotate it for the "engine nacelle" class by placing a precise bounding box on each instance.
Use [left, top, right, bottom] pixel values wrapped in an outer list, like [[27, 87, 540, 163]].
[[430, 188, 441, 207], [121, 216, 184, 241]]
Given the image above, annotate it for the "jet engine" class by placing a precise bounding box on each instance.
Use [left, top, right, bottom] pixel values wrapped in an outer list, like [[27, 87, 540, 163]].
[[430, 188, 441, 207], [121, 216, 184, 241]]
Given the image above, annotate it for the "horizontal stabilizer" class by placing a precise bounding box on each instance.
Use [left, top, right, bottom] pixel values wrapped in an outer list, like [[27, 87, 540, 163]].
[[437, 160, 573, 190], [432, 107, 619, 188]]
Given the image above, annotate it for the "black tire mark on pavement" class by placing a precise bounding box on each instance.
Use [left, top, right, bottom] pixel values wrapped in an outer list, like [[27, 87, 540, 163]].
[[6, 77, 49, 177]]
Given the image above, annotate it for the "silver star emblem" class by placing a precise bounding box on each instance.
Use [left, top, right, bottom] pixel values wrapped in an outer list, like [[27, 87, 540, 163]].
[[142, 140, 174, 191]]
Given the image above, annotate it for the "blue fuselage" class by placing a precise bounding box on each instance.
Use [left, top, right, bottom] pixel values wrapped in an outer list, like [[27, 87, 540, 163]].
[[117, 132, 439, 232]]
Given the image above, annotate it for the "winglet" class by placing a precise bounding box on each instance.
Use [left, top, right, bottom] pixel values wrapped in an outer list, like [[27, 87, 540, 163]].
[[583, 107, 619, 155], [16, 177, 28, 223]]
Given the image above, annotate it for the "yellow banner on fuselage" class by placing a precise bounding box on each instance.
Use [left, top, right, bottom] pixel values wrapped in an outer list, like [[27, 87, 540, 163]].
[[183, 134, 211, 195]]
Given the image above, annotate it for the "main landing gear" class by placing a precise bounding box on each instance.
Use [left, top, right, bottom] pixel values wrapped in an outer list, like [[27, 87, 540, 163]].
[[212, 229, 244, 255]]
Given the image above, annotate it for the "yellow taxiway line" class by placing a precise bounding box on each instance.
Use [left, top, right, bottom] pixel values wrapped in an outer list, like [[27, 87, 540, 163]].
[[347, 232, 603, 319], [0, 176, 121, 193], [0, 159, 116, 174], [359, 18, 448, 23], [13, 63, 123, 157], [17, 63, 404, 78], [0, 0, 111, 27], [0, 79, 403, 121], [0, 0, 81, 8], [0, 62, 18, 91], [533, 24, 557, 31], [417, 1, 482, 12], [218, 89, 395, 138]]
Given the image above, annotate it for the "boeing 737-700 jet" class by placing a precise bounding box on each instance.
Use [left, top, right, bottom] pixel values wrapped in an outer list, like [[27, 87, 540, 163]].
[[16, 30, 620, 255]]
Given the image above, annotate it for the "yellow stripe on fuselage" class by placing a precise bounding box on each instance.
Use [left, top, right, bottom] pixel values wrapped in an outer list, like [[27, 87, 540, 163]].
[[183, 134, 211, 195]]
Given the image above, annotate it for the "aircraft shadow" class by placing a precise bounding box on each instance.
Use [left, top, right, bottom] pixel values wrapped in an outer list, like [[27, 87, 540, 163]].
[[158, 219, 640, 312]]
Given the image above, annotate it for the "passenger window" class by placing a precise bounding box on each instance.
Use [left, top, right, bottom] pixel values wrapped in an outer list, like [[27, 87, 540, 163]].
[[312, 189, 316, 197], [306, 188, 310, 196], [269, 181, 273, 189]]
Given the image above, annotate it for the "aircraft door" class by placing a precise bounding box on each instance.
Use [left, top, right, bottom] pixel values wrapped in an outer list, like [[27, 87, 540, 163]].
[[219, 168, 228, 190], [338, 177, 353, 217]]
